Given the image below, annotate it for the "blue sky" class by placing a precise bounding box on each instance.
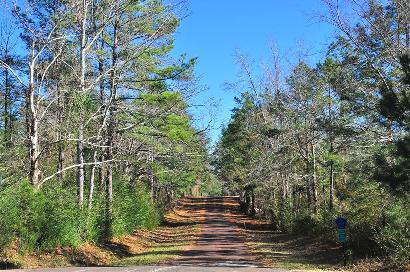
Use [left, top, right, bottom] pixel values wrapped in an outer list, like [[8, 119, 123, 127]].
[[1, 0, 338, 144], [171, 1, 338, 144]]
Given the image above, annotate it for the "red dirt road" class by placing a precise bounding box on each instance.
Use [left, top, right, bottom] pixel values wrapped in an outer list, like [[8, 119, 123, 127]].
[[166, 197, 261, 268]]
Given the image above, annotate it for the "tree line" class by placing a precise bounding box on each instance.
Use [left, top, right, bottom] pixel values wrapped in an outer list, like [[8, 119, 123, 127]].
[[0, 0, 217, 254], [214, 0, 409, 268]]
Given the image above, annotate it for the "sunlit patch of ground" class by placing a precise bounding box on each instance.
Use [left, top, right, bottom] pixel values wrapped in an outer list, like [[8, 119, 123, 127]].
[[111, 224, 200, 266]]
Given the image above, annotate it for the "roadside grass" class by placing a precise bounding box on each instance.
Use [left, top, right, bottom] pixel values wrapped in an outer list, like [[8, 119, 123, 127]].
[[244, 229, 409, 272], [111, 224, 200, 266], [113, 243, 186, 266], [244, 231, 345, 271], [1, 199, 201, 269]]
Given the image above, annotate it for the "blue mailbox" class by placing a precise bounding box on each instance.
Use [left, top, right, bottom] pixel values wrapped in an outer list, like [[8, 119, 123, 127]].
[[336, 217, 347, 229]]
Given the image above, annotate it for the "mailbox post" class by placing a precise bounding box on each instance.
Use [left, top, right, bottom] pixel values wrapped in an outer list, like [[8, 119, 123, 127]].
[[335, 217, 348, 266]]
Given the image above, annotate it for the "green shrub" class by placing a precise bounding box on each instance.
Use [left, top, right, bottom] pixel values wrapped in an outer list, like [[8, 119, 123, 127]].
[[345, 182, 387, 255], [0, 182, 90, 251], [0, 184, 21, 249], [81, 196, 105, 243], [378, 197, 410, 266], [112, 182, 160, 236], [291, 212, 317, 235], [0, 181, 44, 250], [37, 184, 83, 249], [200, 175, 223, 196], [274, 199, 294, 231], [0, 179, 161, 254]]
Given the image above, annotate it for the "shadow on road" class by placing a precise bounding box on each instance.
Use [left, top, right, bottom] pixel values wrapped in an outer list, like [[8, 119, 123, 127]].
[[162, 196, 261, 267]]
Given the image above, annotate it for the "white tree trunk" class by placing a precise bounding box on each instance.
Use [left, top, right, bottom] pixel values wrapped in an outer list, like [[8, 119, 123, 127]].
[[28, 40, 41, 188]]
